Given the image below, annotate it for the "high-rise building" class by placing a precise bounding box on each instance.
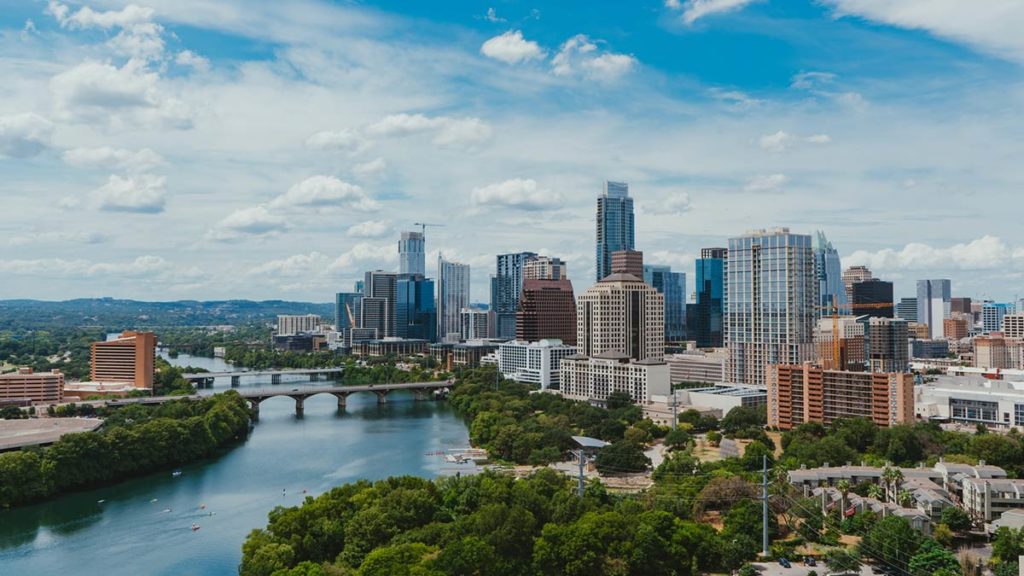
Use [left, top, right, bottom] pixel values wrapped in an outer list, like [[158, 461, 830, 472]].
[[498, 339, 577, 390], [944, 316, 969, 340], [813, 317, 865, 371], [460, 306, 490, 340], [492, 252, 537, 339], [974, 335, 1023, 370], [917, 279, 952, 339], [813, 231, 847, 315], [335, 293, 362, 344], [896, 297, 918, 322], [363, 271, 398, 337], [725, 228, 817, 386], [867, 317, 909, 373], [516, 278, 577, 344], [90, 331, 156, 389], [951, 297, 973, 315], [398, 231, 425, 276], [595, 181, 635, 281], [850, 279, 894, 318], [1003, 313, 1024, 340], [766, 363, 914, 430], [0, 368, 64, 404], [396, 275, 437, 342], [842, 265, 873, 305], [644, 264, 686, 342], [687, 248, 726, 348], [611, 249, 644, 278], [358, 298, 387, 339], [983, 303, 1015, 333], [437, 257, 470, 343], [277, 314, 321, 336], [523, 256, 567, 280], [576, 272, 665, 361]]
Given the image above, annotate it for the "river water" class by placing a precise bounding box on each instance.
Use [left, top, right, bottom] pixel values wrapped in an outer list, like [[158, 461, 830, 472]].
[[0, 353, 472, 575]]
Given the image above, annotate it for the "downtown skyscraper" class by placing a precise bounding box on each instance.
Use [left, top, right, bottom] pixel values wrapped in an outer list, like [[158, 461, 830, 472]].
[[812, 231, 847, 316], [398, 231, 425, 276], [491, 252, 537, 339], [436, 256, 470, 343], [917, 279, 952, 339], [687, 247, 726, 348], [595, 181, 634, 282], [643, 264, 686, 342], [725, 228, 818, 386]]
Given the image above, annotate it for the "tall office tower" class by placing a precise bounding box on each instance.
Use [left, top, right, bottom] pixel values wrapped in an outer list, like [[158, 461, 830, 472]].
[[523, 256, 567, 280], [90, 331, 156, 389], [813, 317, 865, 371], [951, 297, 973, 315], [396, 275, 437, 341], [842, 265, 873, 305], [398, 231, 425, 276], [644, 264, 686, 342], [1003, 313, 1024, 340], [576, 272, 665, 361], [460, 306, 490, 340], [277, 314, 321, 336], [359, 298, 387, 339], [611, 250, 644, 278], [516, 278, 577, 344], [896, 297, 918, 322], [687, 248, 727, 348], [726, 228, 818, 386], [363, 270, 398, 337], [335, 292, 362, 335], [917, 279, 952, 339], [813, 231, 847, 315], [437, 256, 470, 343], [867, 317, 909, 373], [982, 302, 1015, 333], [492, 252, 537, 339], [850, 279, 894, 318], [595, 181, 635, 281]]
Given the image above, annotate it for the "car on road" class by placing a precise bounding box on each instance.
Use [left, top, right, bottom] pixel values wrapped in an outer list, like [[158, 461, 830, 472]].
[[291, 388, 299, 391], [805, 556, 817, 566], [778, 558, 791, 569]]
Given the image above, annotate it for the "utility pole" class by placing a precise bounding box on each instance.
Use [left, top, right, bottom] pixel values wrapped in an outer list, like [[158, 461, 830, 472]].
[[670, 387, 678, 427], [762, 454, 770, 558], [575, 450, 587, 497]]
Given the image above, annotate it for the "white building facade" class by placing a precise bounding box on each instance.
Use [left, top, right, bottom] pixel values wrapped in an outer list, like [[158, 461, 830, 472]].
[[560, 353, 671, 404], [497, 339, 577, 389]]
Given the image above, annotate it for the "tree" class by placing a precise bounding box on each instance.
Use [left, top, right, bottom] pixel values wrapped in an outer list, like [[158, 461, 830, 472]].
[[595, 440, 650, 475], [357, 543, 438, 576], [740, 441, 774, 472], [706, 431, 722, 447], [720, 405, 766, 436], [932, 523, 954, 548], [825, 548, 861, 573], [866, 483, 884, 501], [860, 516, 923, 572], [836, 480, 851, 519], [907, 539, 960, 576], [605, 391, 634, 411], [992, 527, 1024, 564], [940, 507, 972, 533], [664, 427, 691, 451]]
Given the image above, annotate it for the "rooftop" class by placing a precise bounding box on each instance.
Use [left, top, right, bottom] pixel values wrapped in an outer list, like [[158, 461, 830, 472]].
[[0, 418, 104, 451]]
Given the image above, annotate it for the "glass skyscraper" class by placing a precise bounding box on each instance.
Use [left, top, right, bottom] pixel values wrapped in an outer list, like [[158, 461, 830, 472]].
[[812, 231, 847, 315], [398, 231, 425, 276], [396, 275, 437, 342], [492, 252, 537, 339], [643, 264, 686, 342], [437, 256, 470, 342], [726, 229, 817, 386], [687, 247, 726, 348], [916, 279, 951, 339], [595, 181, 634, 281], [335, 291, 362, 341]]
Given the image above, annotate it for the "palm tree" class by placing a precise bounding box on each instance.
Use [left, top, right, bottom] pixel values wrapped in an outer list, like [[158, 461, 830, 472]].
[[890, 469, 905, 504], [866, 483, 884, 500], [836, 479, 852, 517], [897, 489, 914, 508], [881, 467, 897, 503]]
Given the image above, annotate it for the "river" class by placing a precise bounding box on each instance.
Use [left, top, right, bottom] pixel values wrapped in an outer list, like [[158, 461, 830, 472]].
[[0, 353, 473, 575]]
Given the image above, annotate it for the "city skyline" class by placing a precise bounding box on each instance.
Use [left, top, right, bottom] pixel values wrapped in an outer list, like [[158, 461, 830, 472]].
[[2, 2, 1024, 302]]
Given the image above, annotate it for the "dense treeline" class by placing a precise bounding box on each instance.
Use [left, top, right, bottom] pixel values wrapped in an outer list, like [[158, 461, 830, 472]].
[[448, 368, 661, 467], [0, 327, 103, 379], [158, 325, 271, 357], [0, 392, 251, 508]]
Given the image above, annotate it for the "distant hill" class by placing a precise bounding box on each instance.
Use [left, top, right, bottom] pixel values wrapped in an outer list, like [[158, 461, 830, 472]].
[[0, 298, 334, 330]]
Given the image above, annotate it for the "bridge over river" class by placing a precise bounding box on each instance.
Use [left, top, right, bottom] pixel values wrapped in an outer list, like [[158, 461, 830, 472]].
[[181, 368, 345, 387], [106, 381, 452, 416]]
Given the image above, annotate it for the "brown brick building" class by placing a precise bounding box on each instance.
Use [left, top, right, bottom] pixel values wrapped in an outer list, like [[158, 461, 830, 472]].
[[767, 363, 914, 430], [0, 368, 64, 404], [90, 331, 157, 389], [516, 278, 577, 345], [610, 250, 644, 278]]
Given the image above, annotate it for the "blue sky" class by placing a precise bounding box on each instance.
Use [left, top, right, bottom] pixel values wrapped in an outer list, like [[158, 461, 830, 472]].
[[1, 0, 1023, 303]]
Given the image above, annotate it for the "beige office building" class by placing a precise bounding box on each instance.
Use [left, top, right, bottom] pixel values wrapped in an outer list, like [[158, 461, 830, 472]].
[[91, 331, 157, 389], [575, 273, 664, 361], [0, 368, 64, 404]]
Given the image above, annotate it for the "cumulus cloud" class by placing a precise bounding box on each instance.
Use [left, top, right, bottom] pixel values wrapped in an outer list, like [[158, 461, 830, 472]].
[[268, 176, 380, 212], [0, 113, 53, 158], [93, 174, 166, 213], [709, 88, 764, 110], [63, 146, 165, 172], [366, 114, 493, 148], [471, 178, 558, 211], [667, 0, 760, 25], [481, 30, 546, 64], [248, 252, 331, 276], [821, 0, 1024, 63], [208, 206, 288, 241], [174, 50, 210, 72], [551, 35, 637, 82], [790, 71, 837, 90], [329, 242, 397, 272], [346, 219, 392, 238], [744, 173, 788, 192], [48, 2, 164, 61], [0, 254, 192, 280], [305, 128, 368, 153], [846, 235, 1022, 272], [7, 231, 108, 247], [50, 60, 192, 128], [484, 8, 506, 23], [352, 158, 387, 179], [663, 192, 692, 215], [758, 130, 832, 152]]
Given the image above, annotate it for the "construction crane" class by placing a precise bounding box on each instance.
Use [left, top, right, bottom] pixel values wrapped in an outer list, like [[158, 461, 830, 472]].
[[413, 222, 445, 237], [815, 301, 895, 370]]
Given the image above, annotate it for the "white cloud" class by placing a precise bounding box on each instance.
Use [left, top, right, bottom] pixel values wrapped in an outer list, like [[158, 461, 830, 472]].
[[667, 0, 760, 25], [174, 50, 210, 72], [480, 30, 546, 65], [790, 71, 837, 90], [709, 88, 764, 110], [758, 130, 832, 152], [663, 192, 692, 215], [62, 146, 165, 172], [50, 60, 192, 128], [822, 0, 1024, 63], [471, 178, 558, 211], [552, 35, 637, 82], [484, 8, 506, 23], [0, 255, 192, 280], [93, 174, 166, 213], [0, 113, 53, 158], [352, 157, 387, 179], [847, 236, 1019, 272], [208, 206, 288, 241], [346, 219, 392, 238], [248, 251, 331, 276], [268, 176, 380, 211], [806, 134, 831, 144], [48, 2, 165, 61], [7, 231, 108, 247], [329, 242, 397, 272], [366, 113, 492, 148], [744, 173, 788, 192], [306, 128, 368, 153]]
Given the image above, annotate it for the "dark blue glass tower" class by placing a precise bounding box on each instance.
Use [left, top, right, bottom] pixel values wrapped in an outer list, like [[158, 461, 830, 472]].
[[595, 181, 634, 281], [396, 275, 437, 342], [686, 247, 726, 348]]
